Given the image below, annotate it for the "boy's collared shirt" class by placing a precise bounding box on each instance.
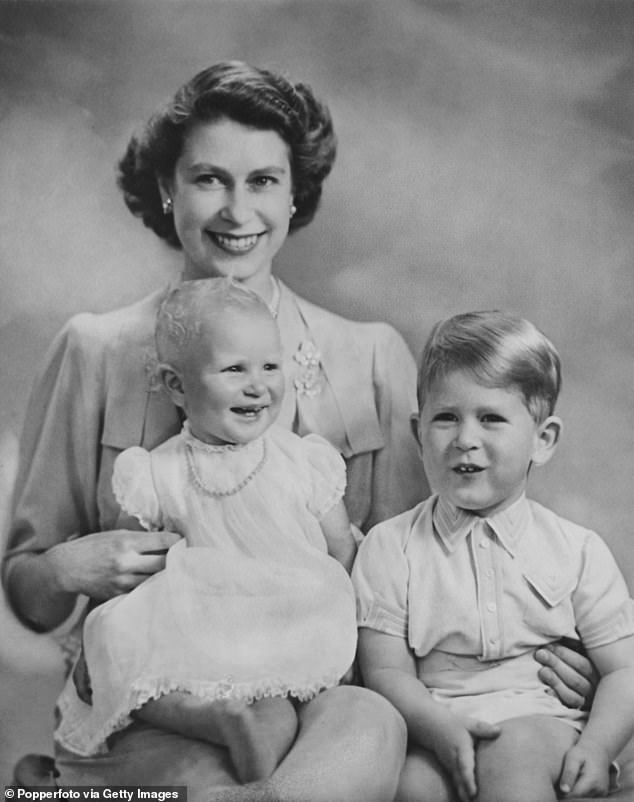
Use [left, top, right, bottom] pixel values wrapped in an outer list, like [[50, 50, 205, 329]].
[[353, 494, 634, 663]]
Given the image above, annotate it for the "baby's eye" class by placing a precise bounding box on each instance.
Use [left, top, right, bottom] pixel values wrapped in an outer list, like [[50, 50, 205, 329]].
[[222, 365, 243, 373], [481, 414, 506, 423], [432, 412, 457, 423], [263, 362, 280, 372]]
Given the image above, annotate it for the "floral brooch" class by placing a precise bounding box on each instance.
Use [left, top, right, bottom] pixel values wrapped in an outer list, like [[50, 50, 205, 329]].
[[293, 340, 323, 398]]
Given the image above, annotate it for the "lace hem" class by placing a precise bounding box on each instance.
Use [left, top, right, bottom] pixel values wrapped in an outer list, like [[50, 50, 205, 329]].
[[55, 669, 344, 758]]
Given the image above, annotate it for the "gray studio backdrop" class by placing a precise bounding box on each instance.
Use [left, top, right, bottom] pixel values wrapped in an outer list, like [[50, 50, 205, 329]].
[[1, 0, 633, 781]]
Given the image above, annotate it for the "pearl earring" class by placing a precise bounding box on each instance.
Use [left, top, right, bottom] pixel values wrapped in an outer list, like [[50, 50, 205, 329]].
[[290, 204, 297, 218], [162, 197, 173, 215]]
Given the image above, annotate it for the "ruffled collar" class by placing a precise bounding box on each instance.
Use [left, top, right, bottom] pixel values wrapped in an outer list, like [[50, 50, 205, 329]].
[[181, 421, 267, 497]]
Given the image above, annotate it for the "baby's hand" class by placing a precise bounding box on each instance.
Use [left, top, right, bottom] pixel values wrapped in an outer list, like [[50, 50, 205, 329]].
[[559, 739, 611, 798]]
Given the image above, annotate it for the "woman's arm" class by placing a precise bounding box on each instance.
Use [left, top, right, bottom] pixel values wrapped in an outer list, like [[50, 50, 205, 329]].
[[358, 627, 499, 802], [3, 313, 180, 631], [320, 500, 357, 573], [5, 529, 181, 632], [559, 634, 634, 797]]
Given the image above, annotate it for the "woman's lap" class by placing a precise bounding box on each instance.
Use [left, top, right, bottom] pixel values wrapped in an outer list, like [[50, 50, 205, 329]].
[[56, 720, 237, 802], [55, 686, 406, 802]]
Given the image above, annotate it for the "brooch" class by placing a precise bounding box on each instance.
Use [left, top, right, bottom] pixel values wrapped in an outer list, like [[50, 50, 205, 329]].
[[293, 340, 323, 398]]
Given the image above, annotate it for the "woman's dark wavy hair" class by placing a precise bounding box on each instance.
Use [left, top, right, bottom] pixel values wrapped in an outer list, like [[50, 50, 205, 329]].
[[117, 61, 337, 247]]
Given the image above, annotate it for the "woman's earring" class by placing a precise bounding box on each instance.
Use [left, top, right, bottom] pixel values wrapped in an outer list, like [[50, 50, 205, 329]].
[[290, 203, 297, 218], [162, 197, 173, 215]]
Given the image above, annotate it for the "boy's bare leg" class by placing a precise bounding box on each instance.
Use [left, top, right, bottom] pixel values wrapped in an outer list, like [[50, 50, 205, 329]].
[[395, 743, 456, 802], [475, 715, 578, 802], [138, 693, 298, 783]]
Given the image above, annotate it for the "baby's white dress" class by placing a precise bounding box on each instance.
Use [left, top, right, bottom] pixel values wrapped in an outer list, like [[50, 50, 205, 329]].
[[55, 423, 357, 756]]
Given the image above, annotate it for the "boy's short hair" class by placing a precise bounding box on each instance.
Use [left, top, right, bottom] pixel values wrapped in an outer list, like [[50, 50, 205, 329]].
[[417, 310, 561, 422], [155, 278, 271, 369]]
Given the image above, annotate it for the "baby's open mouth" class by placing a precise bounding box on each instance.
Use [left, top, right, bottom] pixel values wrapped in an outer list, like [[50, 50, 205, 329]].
[[232, 406, 267, 417]]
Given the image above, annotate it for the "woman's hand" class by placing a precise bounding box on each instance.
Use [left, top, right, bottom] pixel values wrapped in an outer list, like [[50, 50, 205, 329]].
[[7, 529, 182, 632], [534, 641, 599, 710], [50, 529, 182, 601]]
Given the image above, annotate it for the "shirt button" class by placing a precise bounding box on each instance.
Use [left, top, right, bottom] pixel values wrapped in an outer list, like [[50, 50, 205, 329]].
[[486, 602, 497, 612], [479, 540, 489, 549]]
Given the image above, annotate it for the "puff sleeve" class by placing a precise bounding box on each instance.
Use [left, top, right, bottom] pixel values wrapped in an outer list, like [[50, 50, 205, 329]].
[[111, 448, 163, 532], [352, 522, 410, 639], [301, 434, 347, 520]]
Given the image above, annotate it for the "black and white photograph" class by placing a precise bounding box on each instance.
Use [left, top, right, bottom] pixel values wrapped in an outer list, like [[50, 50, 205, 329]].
[[1, 2, 633, 799]]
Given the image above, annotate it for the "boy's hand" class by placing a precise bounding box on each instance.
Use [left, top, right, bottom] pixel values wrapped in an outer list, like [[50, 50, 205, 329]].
[[434, 722, 477, 802], [433, 717, 499, 802], [559, 739, 611, 798]]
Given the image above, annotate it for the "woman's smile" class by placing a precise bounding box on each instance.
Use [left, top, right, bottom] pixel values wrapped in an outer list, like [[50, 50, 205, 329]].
[[208, 231, 265, 254], [164, 117, 294, 297]]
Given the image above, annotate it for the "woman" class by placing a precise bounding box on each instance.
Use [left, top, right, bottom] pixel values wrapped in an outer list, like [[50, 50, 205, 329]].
[[4, 61, 596, 801]]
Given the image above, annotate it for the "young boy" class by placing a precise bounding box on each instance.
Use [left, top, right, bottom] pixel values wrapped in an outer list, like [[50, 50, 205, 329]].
[[353, 311, 634, 802]]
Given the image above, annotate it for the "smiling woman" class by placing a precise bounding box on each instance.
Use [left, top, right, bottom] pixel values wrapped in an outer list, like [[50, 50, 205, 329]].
[[159, 119, 295, 288], [3, 60, 598, 801], [3, 61, 420, 801]]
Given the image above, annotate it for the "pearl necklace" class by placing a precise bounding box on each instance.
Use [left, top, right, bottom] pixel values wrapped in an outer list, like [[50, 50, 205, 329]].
[[184, 438, 267, 498]]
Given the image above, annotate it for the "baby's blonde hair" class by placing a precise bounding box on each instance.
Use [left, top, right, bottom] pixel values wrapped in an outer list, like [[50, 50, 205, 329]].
[[155, 278, 272, 370], [417, 310, 561, 423]]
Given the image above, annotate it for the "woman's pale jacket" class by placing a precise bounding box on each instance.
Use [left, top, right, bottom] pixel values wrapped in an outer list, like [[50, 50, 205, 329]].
[[5, 282, 427, 628]]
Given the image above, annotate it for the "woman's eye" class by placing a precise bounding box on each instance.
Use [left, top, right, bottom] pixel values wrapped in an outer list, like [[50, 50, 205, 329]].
[[196, 174, 221, 187], [251, 175, 277, 188]]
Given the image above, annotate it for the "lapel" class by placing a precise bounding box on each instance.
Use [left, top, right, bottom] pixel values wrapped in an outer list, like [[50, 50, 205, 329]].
[[290, 288, 384, 457], [101, 287, 181, 452]]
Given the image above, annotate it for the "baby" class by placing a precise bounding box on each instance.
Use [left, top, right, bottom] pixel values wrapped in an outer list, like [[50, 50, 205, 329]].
[[55, 278, 357, 783], [353, 310, 634, 801]]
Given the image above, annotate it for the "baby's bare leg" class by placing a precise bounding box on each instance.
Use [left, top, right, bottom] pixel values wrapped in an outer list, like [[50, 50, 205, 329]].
[[137, 693, 298, 783], [396, 743, 457, 802], [475, 715, 578, 802], [216, 698, 299, 784]]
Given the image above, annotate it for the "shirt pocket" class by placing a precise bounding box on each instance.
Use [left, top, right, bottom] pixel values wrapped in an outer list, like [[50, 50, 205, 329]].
[[521, 568, 578, 639]]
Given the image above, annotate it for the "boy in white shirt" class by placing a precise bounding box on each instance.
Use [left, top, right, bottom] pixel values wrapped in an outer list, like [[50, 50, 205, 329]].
[[353, 310, 634, 801]]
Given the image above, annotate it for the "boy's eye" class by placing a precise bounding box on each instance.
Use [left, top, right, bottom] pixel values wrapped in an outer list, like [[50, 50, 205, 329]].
[[222, 365, 243, 373], [481, 414, 506, 423]]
